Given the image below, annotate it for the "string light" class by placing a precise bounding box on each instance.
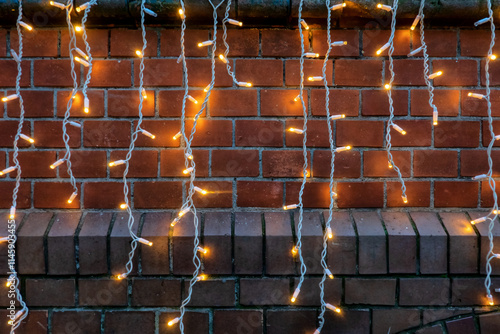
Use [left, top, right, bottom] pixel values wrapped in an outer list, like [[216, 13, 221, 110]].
[[305, 52, 320, 58], [288, 127, 304, 134], [173, 132, 182, 140], [144, 8, 158, 17], [0, 167, 17, 176], [329, 114, 345, 120], [140, 129, 156, 139], [115, 273, 127, 280], [197, 246, 208, 254], [49, 1, 66, 9], [138, 238, 153, 246], [203, 84, 211, 92], [187, 95, 199, 104], [2, 94, 19, 102], [475, 17, 490, 27], [326, 227, 333, 239], [300, 19, 309, 30], [392, 124, 407, 135], [227, 18, 243, 26], [291, 287, 300, 302], [74, 56, 90, 67], [75, 47, 89, 60], [11, 49, 20, 62], [331, 41, 347, 46], [67, 191, 78, 204], [83, 96, 89, 113], [18, 21, 33, 31], [141, 88, 148, 99], [219, 54, 228, 63], [9, 206, 15, 220], [183, 167, 194, 174], [407, 45, 424, 57], [335, 146, 351, 152], [376, 42, 390, 55], [428, 71, 443, 79], [294, 94, 301, 102], [50, 159, 65, 169], [490, 54, 497, 60], [487, 294, 494, 305], [377, 3, 392, 11], [325, 268, 334, 279], [178, 9, 185, 19], [168, 317, 180, 326], [308, 76, 323, 81], [473, 174, 488, 180], [237, 81, 253, 87], [193, 186, 208, 195], [283, 204, 299, 210], [410, 15, 421, 30], [471, 217, 487, 225], [384, 83, 391, 90], [74, 25, 82, 32], [402, 195, 408, 203], [75, 2, 90, 12], [325, 303, 341, 313], [330, 3, 346, 10], [109, 160, 126, 167], [292, 246, 298, 255], [468, 92, 486, 99], [135, 50, 143, 57], [196, 274, 206, 281], [178, 207, 190, 217], [119, 203, 128, 209], [197, 40, 213, 47], [0, 237, 9, 243]]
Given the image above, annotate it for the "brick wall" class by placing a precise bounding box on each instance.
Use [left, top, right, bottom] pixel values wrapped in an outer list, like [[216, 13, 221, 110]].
[[1, 27, 500, 333]]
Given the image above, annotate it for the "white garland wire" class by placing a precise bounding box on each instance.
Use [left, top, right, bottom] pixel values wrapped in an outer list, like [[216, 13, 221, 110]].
[[221, 0, 240, 84], [295, 0, 308, 302], [177, 1, 225, 332], [120, 0, 148, 279], [483, 0, 499, 303], [385, 0, 407, 202], [9, 0, 29, 331], [317, 0, 336, 332], [80, 1, 97, 114]]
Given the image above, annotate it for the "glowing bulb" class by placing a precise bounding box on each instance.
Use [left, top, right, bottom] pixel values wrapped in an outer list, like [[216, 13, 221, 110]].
[[331, 41, 347, 46], [178, 9, 185, 19], [0, 237, 9, 243], [196, 274, 206, 281], [291, 246, 298, 255], [204, 84, 211, 92], [392, 124, 406, 135], [198, 40, 213, 47], [50, 159, 65, 169], [487, 294, 494, 305], [173, 132, 181, 140], [468, 92, 485, 99], [194, 186, 208, 195], [300, 19, 309, 30], [9, 206, 15, 220], [331, 3, 346, 10], [144, 8, 158, 17], [219, 54, 228, 63], [171, 217, 180, 227], [50, 1, 66, 9], [178, 208, 190, 217], [138, 238, 153, 246], [428, 71, 443, 79], [325, 268, 334, 279], [115, 273, 127, 280], [402, 195, 408, 204], [473, 174, 488, 181], [471, 217, 487, 225], [237, 81, 252, 87], [0, 166, 16, 176], [410, 15, 421, 30], [75, 56, 89, 67], [293, 94, 301, 102], [288, 127, 304, 134], [141, 88, 148, 99], [376, 42, 390, 56], [335, 146, 351, 153], [308, 76, 323, 81], [183, 167, 194, 175], [227, 19, 243, 26], [284, 204, 299, 210], [326, 303, 341, 313], [75, 2, 89, 12], [168, 317, 180, 326], [326, 227, 333, 239], [475, 17, 490, 27], [18, 134, 34, 144], [75, 47, 89, 60], [109, 160, 126, 167], [141, 129, 156, 139], [377, 4, 392, 11], [83, 96, 89, 113], [388, 162, 393, 169], [291, 287, 300, 303], [187, 95, 198, 104], [197, 246, 208, 254], [408, 46, 424, 57], [19, 21, 33, 31], [120, 203, 128, 210], [185, 153, 194, 160], [314, 329, 320, 334], [74, 26, 82, 32], [2, 94, 18, 102], [384, 83, 391, 90], [305, 52, 320, 58], [490, 54, 497, 60], [67, 191, 78, 204], [433, 108, 438, 126], [135, 50, 143, 58]]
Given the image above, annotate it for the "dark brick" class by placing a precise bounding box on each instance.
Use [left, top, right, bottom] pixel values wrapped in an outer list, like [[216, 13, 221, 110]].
[[411, 212, 447, 274], [47, 212, 81, 275], [214, 310, 263, 334], [131, 278, 181, 306], [382, 212, 416, 273], [446, 317, 477, 334], [469, 211, 500, 275], [400, 278, 451, 306], [52, 311, 101, 334], [345, 278, 396, 305], [110, 212, 140, 276], [104, 311, 155, 334], [326, 211, 357, 275], [141, 212, 170, 275], [172, 212, 201, 275], [79, 279, 127, 306], [353, 212, 386, 274], [293, 212, 323, 274], [203, 212, 232, 275], [182, 279, 235, 307], [240, 278, 289, 306], [235, 212, 263, 275], [79, 212, 112, 275], [265, 212, 294, 275], [17, 212, 52, 274], [26, 279, 75, 307], [266, 310, 316, 334], [372, 309, 421, 334], [452, 278, 500, 305], [292, 277, 342, 306], [323, 309, 370, 333], [479, 312, 500, 334]]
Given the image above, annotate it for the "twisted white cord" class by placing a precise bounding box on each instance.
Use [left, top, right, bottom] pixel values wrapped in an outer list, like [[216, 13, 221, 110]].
[[221, 0, 240, 84]]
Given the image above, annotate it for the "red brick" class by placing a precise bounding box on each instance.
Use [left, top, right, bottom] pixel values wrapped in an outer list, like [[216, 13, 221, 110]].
[[56, 90, 105, 117], [383, 212, 416, 273], [326, 211, 356, 275], [461, 30, 500, 57], [104, 311, 154, 334], [363, 150, 411, 177], [387, 181, 431, 207], [10, 151, 57, 178], [263, 150, 307, 177], [461, 89, 500, 117], [414, 150, 458, 177], [361, 89, 408, 116], [108, 89, 155, 117], [345, 278, 396, 305], [215, 29, 259, 56], [461, 150, 500, 177], [411, 89, 459, 116], [286, 182, 334, 208], [0, 60, 29, 87], [235, 212, 263, 275], [0, 182, 30, 209], [440, 212, 478, 273], [267, 310, 316, 334], [203, 212, 232, 274], [209, 89, 257, 116], [110, 30, 157, 57], [236, 120, 282, 147], [141, 212, 170, 275], [0, 120, 31, 147], [385, 59, 426, 86], [336, 120, 384, 147], [481, 180, 500, 207], [285, 119, 330, 147], [390, 119, 432, 147], [61, 29, 109, 57], [47, 212, 81, 275], [17, 212, 52, 274], [212, 149, 259, 177], [468, 211, 500, 275], [109, 212, 140, 276], [11, 30, 57, 57], [447, 317, 478, 334], [479, 312, 500, 333], [79, 212, 112, 275], [160, 149, 208, 177], [310, 89, 359, 117], [133, 120, 179, 148], [214, 310, 263, 334], [34, 120, 81, 148], [134, 181, 182, 209], [192, 181, 233, 208], [285, 59, 333, 86], [236, 59, 283, 86], [411, 212, 447, 274], [412, 30, 458, 57], [52, 311, 101, 334], [185, 59, 233, 87], [131, 278, 181, 306], [312, 30, 359, 56], [482, 58, 500, 86], [353, 212, 386, 274], [313, 150, 361, 178], [434, 181, 478, 208], [84, 182, 129, 209], [338, 182, 383, 208], [60, 150, 107, 178], [373, 309, 421, 334], [237, 181, 283, 207], [109, 150, 157, 178], [363, 30, 410, 56], [158, 90, 206, 117], [264, 212, 294, 275], [261, 30, 308, 57], [435, 121, 479, 148], [182, 279, 235, 307], [159, 311, 209, 334], [89, 60, 131, 87], [171, 212, 199, 275], [433, 59, 477, 86], [7, 90, 53, 117], [240, 278, 289, 306], [34, 182, 80, 209], [34, 59, 82, 87], [26, 279, 75, 306], [134, 59, 184, 86], [83, 120, 131, 148], [161, 29, 209, 57], [186, 119, 232, 146]]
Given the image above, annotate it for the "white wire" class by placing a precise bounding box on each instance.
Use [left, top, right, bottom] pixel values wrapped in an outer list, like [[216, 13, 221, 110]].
[[221, 0, 241, 84], [385, 0, 407, 202]]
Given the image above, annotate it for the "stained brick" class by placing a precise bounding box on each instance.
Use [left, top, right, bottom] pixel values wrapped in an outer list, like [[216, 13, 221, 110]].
[[327, 211, 357, 275], [141, 212, 170, 275], [47, 212, 81, 275], [240, 278, 289, 305], [411, 212, 447, 274], [26, 279, 75, 307], [131, 278, 181, 306], [104, 311, 155, 334], [264, 212, 294, 275], [17, 212, 52, 275], [353, 212, 386, 274], [79, 279, 127, 306], [78, 212, 112, 275], [382, 212, 416, 273], [203, 212, 232, 275], [345, 278, 396, 305], [235, 212, 263, 275]]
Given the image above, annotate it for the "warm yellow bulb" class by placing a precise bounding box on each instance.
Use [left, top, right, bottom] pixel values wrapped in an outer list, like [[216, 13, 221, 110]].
[[135, 50, 143, 57], [9, 214, 14, 220], [119, 203, 127, 209], [384, 83, 391, 90], [291, 297, 296, 302], [377, 4, 382, 8], [75, 26, 82, 32], [491, 54, 497, 60]]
